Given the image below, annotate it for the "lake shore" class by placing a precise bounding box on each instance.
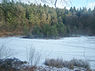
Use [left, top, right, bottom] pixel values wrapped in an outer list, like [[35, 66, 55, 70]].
[[0, 33, 94, 39]]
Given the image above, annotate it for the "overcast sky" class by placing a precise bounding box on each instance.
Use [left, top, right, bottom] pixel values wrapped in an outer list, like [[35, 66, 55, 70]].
[[0, 0, 95, 9]]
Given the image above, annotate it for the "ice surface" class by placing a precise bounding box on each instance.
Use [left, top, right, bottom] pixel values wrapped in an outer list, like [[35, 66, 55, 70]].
[[0, 36, 95, 69]]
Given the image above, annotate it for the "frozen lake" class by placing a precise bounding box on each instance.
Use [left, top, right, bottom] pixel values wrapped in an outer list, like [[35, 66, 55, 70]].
[[0, 36, 95, 69]]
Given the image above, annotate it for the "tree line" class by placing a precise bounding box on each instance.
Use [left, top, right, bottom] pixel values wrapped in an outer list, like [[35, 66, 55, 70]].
[[0, 0, 95, 38]]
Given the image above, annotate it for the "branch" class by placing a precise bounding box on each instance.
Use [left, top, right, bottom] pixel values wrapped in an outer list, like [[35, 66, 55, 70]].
[[54, 0, 57, 8]]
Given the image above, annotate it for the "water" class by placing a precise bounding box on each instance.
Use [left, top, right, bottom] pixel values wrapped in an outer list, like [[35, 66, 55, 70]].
[[0, 36, 95, 69]]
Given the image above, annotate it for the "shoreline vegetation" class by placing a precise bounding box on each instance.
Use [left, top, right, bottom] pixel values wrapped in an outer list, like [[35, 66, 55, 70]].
[[0, 58, 92, 71]]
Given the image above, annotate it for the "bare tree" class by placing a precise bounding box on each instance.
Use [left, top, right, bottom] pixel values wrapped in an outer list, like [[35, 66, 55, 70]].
[[34, 0, 90, 8], [40, 0, 71, 8], [26, 0, 71, 8]]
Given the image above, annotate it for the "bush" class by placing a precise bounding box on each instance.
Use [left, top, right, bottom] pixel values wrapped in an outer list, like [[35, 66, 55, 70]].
[[44, 59, 63, 68], [70, 59, 90, 69], [44, 58, 91, 70]]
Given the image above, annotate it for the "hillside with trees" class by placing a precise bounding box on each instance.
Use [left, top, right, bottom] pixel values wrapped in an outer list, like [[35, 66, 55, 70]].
[[0, 0, 95, 38]]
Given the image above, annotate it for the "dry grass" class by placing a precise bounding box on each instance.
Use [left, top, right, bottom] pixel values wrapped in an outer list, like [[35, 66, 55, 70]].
[[44, 58, 91, 70]]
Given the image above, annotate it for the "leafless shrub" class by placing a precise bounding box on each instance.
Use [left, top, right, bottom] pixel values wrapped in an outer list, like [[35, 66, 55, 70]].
[[69, 59, 90, 69], [44, 58, 91, 70], [27, 47, 41, 67], [44, 58, 64, 68], [28, 47, 35, 66], [0, 44, 12, 59]]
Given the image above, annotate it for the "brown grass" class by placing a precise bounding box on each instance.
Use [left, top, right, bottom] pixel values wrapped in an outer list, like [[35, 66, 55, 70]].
[[44, 58, 91, 70]]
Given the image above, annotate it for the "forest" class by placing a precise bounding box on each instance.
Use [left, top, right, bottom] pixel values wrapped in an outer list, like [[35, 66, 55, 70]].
[[0, 0, 95, 38]]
